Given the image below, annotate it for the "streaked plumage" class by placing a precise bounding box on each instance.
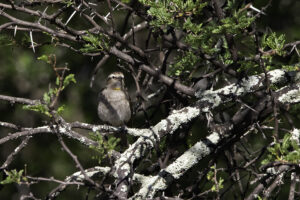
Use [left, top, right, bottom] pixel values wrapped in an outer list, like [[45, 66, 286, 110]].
[[97, 72, 131, 126]]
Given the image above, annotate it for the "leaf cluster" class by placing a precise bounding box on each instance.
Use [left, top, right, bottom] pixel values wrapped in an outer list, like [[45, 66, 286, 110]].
[[89, 132, 120, 164], [81, 33, 110, 53], [206, 165, 224, 192], [140, 0, 207, 28], [23, 67, 76, 117], [261, 134, 300, 165], [138, 0, 259, 77], [262, 32, 286, 57], [0, 169, 26, 185], [138, 0, 293, 79]]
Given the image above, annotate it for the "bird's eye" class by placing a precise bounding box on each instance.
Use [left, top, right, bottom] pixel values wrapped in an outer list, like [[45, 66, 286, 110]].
[[108, 75, 116, 80], [108, 73, 124, 80]]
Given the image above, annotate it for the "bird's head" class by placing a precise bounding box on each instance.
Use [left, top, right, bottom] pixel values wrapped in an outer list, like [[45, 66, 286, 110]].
[[106, 72, 125, 91]]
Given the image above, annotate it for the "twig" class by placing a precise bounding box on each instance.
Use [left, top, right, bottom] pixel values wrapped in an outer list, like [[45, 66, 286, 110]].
[[0, 94, 40, 105], [1, 136, 31, 169]]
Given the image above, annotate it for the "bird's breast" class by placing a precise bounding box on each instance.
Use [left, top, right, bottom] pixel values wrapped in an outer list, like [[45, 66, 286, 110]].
[[98, 89, 131, 126]]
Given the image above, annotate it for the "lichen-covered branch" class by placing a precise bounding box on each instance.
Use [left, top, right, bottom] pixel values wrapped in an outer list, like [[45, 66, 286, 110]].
[[132, 82, 300, 199]]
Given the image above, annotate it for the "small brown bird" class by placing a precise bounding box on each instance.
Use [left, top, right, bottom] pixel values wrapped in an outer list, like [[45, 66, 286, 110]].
[[97, 72, 131, 127]]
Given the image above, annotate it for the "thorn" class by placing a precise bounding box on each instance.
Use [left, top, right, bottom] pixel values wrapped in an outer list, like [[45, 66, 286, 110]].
[[113, 4, 120, 11], [29, 31, 35, 53], [14, 25, 17, 37], [65, 4, 82, 26], [88, 2, 97, 6], [289, 45, 296, 55], [104, 3, 119, 19], [38, 6, 48, 24], [249, 5, 266, 15], [105, 12, 110, 19], [89, 76, 94, 88], [295, 47, 300, 57], [90, 12, 96, 19]]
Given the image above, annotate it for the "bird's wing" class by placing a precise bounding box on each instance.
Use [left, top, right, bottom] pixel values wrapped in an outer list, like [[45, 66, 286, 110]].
[[97, 87, 107, 101]]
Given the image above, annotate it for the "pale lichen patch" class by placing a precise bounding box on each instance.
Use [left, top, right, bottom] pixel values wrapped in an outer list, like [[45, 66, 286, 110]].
[[200, 92, 222, 108], [153, 120, 168, 133], [243, 75, 260, 89], [198, 69, 288, 109], [152, 107, 200, 135], [278, 88, 300, 104], [164, 132, 220, 179], [126, 128, 149, 137], [92, 126, 99, 132], [266, 167, 277, 175], [291, 128, 300, 144], [120, 185, 128, 192], [142, 176, 167, 198], [268, 69, 286, 83], [59, 126, 66, 133], [66, 166, 111, 182], [120, 163, 130, 172], [79, 137, 87, 143], [207, 132, 221, 144], [221, 75, 259, 96]]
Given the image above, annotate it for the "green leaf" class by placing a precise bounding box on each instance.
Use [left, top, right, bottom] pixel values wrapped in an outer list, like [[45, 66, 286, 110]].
[[81, 33, 110, 53], [218, 177, 224, 189], [107, 136, 120, 150], [262, 32, 286, 56], [207, 171, 213, 180], [256, 196, 263, 200], [89, 132, 120, 164], [1, 169, 24, 185], [57, 105, 65, 115], [23, 104, 51, 117], [282, 65, 299, 72], [139, 0, 207, 30], [43, 92, 51, 104], [0, 34, 15, 46], [37, 55, 49, 63], [169, 50, 198, 77], [56, 77, 60, 86], [262, 133, 300, 165], [63, 74, 76, 88], [282, 134, 291, 152], [63, 0, 74, 7]]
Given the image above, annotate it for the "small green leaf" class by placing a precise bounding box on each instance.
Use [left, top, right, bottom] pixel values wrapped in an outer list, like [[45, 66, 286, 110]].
[[1, 169, 24, 185], [63, 0, 74, 7], [207, 171, 213, 180], [89, 132, 120, 164], [37, 55, 50, 63], [43, 92, 51, 104], [0, 35, 15, 46], [57, 105, 65, 115], [81, 33, 110, 53], [282, 65, 299, 72], [257, 195, 263, 200], [63, 74, 76, 88], [262, 133, 300, 165], [23, 104, 51, 117], [56, 77, 60, 86], [262, 32, 286, 56]]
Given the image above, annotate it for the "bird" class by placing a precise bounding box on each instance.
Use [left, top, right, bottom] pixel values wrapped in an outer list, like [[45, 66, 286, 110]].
[[97, 72, 131, 127]]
